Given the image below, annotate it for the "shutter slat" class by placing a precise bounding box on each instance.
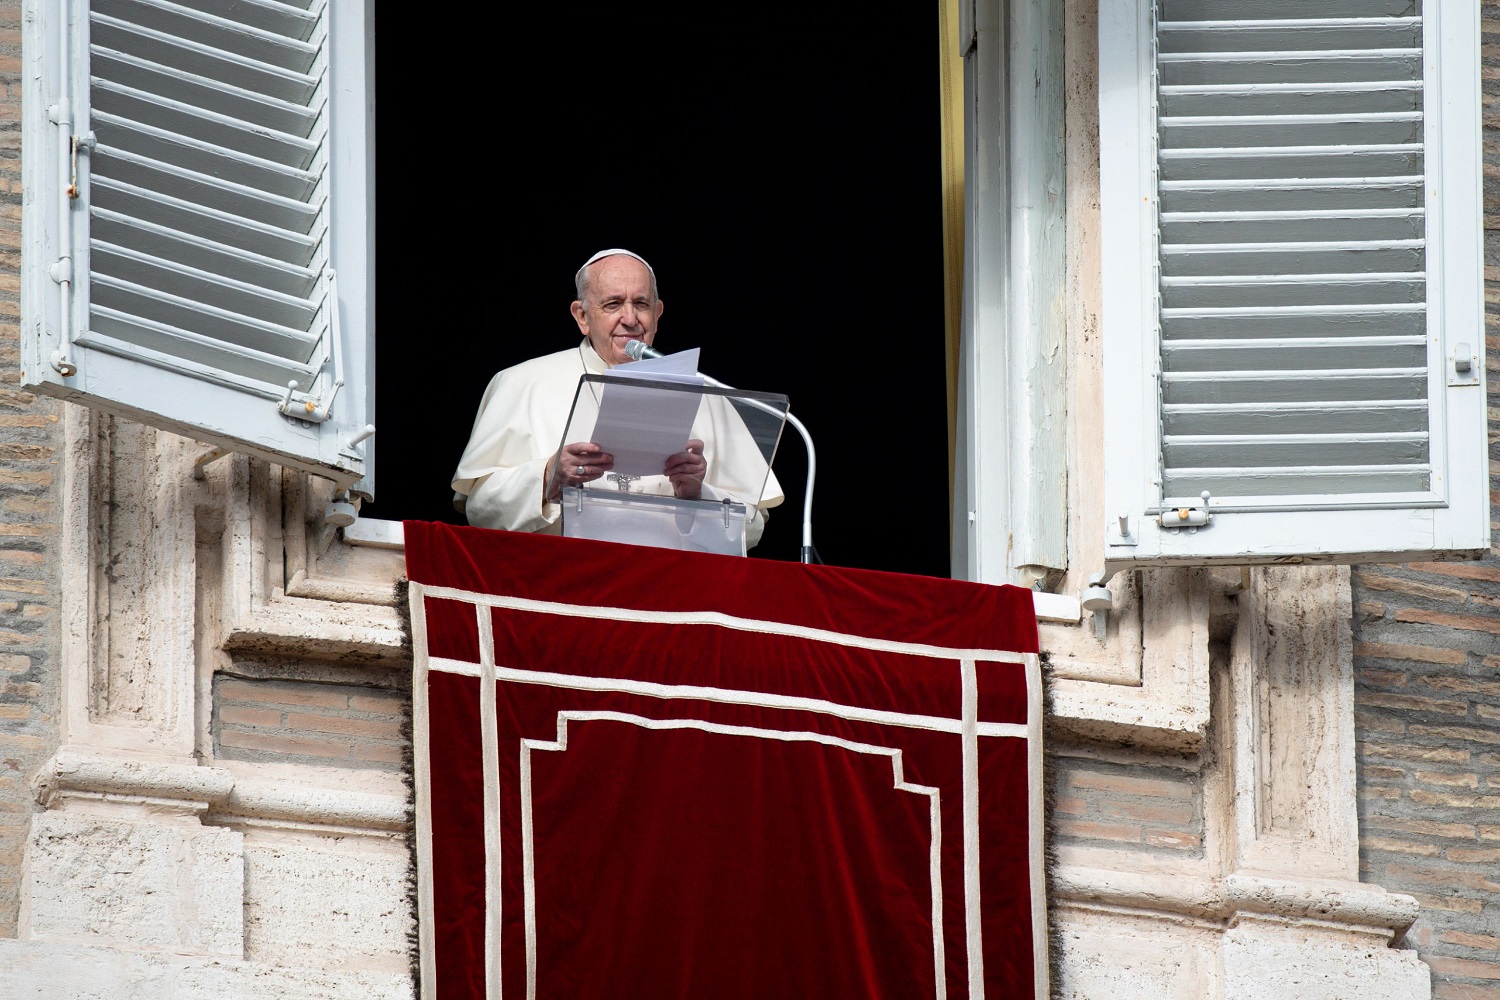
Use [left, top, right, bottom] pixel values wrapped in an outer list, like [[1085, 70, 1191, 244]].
[[1162, 369, 1426, 405], [164, 0, 324, 41], [1161, 304, 1425, 339], [94, 0, 321, 73], [1160, 112, 1422, 148], [1160, 178, 1423, 212], [1164, 0, 1418, 17], [83, 310, 319, 389], [92, 241, 321, 329], [1162, 400, 1427, 435], [1159, 145, 1424, 181], [1161, 208, 1424, 243], [92, 209, 320, 298], [1162, 335, 1425, 371], [1161, 273, 1425, 308], [1164, 430, 1427, 464], [91, 177, 320, 266], [91, 13, 320, 104], [1160, 82, 1421, 116], [92, 78, 320, 169], [85, 0, 333, 383], [92, 46, 322, 137], [1159, 49, 1422, 87], [92, 111, 320, 199], [95, 144, 321, 234], [1162, 467, 1431, 500], [1161, 241, 1424, 277], [1159, 17, 1421, 54], [91, 274, 321, 361]]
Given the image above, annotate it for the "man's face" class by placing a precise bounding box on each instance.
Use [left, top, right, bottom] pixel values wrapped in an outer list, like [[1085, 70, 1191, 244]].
[[570, 255, 664, 366]]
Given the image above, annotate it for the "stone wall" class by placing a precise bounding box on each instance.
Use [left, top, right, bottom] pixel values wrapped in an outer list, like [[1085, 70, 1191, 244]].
[[0, 0, 61, 941]]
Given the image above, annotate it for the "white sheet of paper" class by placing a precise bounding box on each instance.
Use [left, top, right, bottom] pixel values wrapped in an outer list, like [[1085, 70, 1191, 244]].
[[593, 348, 706, 477]]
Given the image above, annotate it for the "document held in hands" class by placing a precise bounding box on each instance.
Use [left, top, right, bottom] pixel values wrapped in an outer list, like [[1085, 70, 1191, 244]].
[[592, 348, 705, 478]]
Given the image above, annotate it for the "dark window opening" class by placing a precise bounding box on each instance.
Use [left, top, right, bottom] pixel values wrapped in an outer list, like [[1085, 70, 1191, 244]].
[[368, 4, 950, 577]]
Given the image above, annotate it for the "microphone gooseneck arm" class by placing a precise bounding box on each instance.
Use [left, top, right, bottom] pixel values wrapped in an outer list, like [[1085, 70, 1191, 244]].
[[622, 341, 818, 564]]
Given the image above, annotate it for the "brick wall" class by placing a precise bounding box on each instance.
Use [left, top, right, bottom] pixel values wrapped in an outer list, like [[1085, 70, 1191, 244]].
[[1346, 12, 1500, 998], [1354, 566, 1500, 999], [214, 675, 409, 772], [1048, 752, 1204, 857], [0, 0, 62, 942]]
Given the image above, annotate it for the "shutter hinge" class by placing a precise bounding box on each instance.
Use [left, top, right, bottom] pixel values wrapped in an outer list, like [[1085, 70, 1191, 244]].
[[1159, 491, 1213, 531]]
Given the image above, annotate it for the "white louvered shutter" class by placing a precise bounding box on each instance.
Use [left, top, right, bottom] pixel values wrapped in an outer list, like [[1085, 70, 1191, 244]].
[[1100, 0, 1485, 566], [21, 0, 375, 492]]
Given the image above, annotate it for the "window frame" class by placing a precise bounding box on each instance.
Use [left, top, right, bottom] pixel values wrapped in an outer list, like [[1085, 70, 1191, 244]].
[[19, 0, 377, 494], [1097, 0, 1487, 568]]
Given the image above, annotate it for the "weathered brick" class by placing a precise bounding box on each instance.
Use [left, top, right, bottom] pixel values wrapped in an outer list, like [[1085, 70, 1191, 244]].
[[1434, 984, 1500, 1000], [1411, 788, 1500, 809], [283, 711, 402, 739], [217, 678, 349, 710], [1367, 815, 1477, 840], [217, 729, 350, 760], [1419, 771, 1482, 790], [1063, 772, 1192, 799], [1053, 819, 1142, 843], [1361, 692, 1471, 717], [1362, 742, 1470, 765], [1355, 711, 1407, 735], [1449, 931, 1500, 952], [1096, 799, 1194, 825], [1409, 561, 1500, 585], [1382, 861, 1500, 893], [1053, 795, 1085, 816], [348, 692, 401, 714], [1395, 609, 1500, 636], [1362, 765, 1407, 781], [1142, 830, 1199, 850], [354, 741, 406, 765], [1356, 641, 1468, 665], [1357, 667, 1409, 688], [218, 705, 284, 728], [1426, 956, 1500, 980], [1363, 836, 1444, 857], [1425, 675, 1500, 698], [1360, 573, 1473, 603], [1411, 725, 1500, 748], [1404, 891, 1486, 915]]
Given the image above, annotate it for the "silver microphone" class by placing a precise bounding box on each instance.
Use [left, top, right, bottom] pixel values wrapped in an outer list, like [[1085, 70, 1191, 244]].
[[623, 340, 665, 362]]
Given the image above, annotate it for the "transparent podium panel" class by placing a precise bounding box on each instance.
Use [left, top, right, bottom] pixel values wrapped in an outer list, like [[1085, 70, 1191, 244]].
[[553, 373, 788, 556], [561, 487, 751, 556]]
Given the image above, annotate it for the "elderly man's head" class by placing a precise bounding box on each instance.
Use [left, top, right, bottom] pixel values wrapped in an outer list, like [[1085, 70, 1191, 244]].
[[571, 249, 664, 366]]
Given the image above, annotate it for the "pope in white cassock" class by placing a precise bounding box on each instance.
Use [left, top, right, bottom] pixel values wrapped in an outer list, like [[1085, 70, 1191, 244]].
[[451, 249, 784, 550]]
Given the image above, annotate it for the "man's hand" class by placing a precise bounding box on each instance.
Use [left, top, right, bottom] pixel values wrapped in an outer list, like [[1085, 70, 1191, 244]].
[[546, 442, 614, 501], [665, 439, 706, 500]]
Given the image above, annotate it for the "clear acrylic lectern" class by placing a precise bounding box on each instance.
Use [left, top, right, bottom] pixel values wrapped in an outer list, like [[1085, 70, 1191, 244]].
[[553, 372, 788, 556]]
